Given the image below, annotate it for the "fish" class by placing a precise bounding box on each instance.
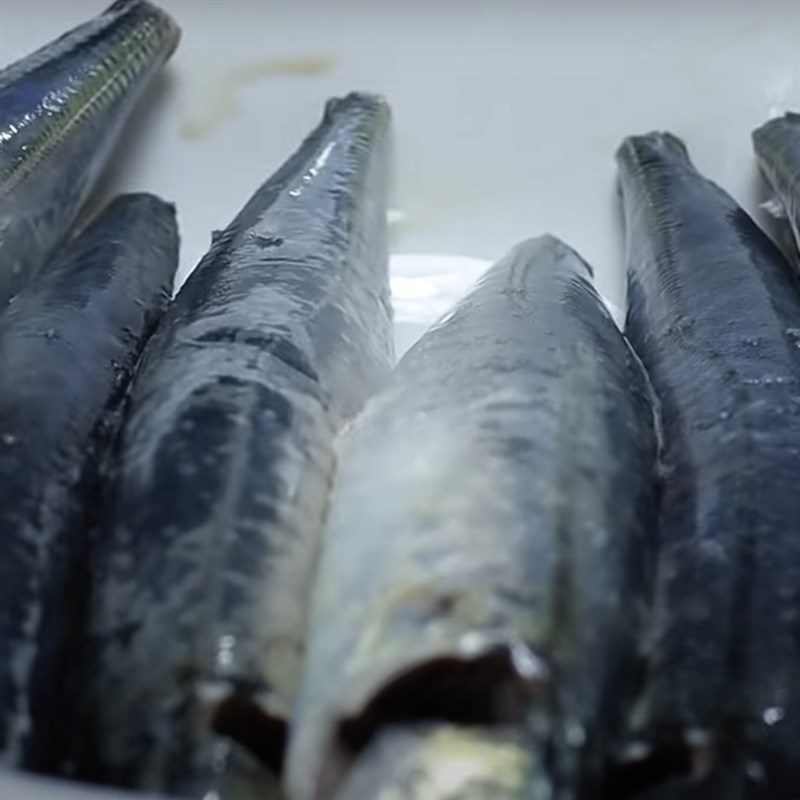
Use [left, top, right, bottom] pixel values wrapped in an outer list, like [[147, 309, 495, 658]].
[[0, 193, 178, 770], [82, 92, 393, 797], [616, 131, 800, 797], [622, 761, 779, 800], [332, 724, 536, 800], [753, 112, 800, 257], [286, 235, 660, 800], [0, 0, 180, 306]]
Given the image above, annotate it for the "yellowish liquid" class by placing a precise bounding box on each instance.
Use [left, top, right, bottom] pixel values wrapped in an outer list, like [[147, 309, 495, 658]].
[[179, 55, 336, 141]]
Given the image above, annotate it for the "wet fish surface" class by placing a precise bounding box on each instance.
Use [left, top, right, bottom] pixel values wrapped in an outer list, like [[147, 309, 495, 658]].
[[287, 235, 660, 800], [0, 0, 180, 306], [617, 131, 800, 798], [83, 93, 393, 797], [0, 194, 178, 769], [333, 724, 534, 800], [753, 112, 800, 257]]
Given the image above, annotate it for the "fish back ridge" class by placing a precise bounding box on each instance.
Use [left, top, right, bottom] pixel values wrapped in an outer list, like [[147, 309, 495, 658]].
[[223, 92, 389, 240], [618, 131, 800, 341]]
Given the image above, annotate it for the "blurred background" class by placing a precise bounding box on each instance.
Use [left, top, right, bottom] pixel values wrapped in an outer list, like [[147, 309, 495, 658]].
[[2, 0, 798, 340]]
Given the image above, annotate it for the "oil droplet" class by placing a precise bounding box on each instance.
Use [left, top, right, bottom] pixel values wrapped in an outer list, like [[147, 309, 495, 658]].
[[387, 208, 406, 228], [620, 740, 651, 762], [761, 197, 786, 219], [510, 640, 549, 681], [2, 433, 18, 445], [196, 680, 228, 705], [762, 706, 785, 725], [743, 376, 793, 386], [216, 634, 236, 670], [683, 727, 712, 748], [457, 631, 488, 656]]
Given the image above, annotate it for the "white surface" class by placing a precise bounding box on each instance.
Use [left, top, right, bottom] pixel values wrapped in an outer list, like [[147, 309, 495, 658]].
[[0, 2, 799, 797]]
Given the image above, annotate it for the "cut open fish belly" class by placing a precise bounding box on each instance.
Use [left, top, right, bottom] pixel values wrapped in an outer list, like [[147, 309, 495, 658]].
[[753, 112, 800, 259], [0, 0, 180, 306], [287, 235, 660, 800], [617, 131, 800, 796], [0, 193, 178, 769], [83, 92, 393, 796]]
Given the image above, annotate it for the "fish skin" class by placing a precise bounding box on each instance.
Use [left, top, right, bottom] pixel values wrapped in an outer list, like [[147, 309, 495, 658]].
[[332, 725, 537, 800], [617, 131, 800, 796], [287, 235, 659, 800], [625, 761, 789, 800], [0, 0, 180, 306], [753, 112, 800, 257], [0, 193, 178, 769], [83, 93, 393, 796]]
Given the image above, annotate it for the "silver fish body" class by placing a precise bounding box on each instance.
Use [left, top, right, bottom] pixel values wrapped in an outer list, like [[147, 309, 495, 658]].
[[0, 193, 178, 769], [0, 0, 179, 306], [753, 112, 800, 257], [84, 93, 393, 796], [617, 131, 800, 796], [287, 235, 659, 800]]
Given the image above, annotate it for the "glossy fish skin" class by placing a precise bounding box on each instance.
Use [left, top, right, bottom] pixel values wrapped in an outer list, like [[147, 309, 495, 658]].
[[84, 93, 393, 796], [753, 112, 800, 255], [333, 725, 537, 800], [617, 132, 800, 795], [0, 193, 178, 769], [0, 0, 180, 306], [287, 236, 659, 800]]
